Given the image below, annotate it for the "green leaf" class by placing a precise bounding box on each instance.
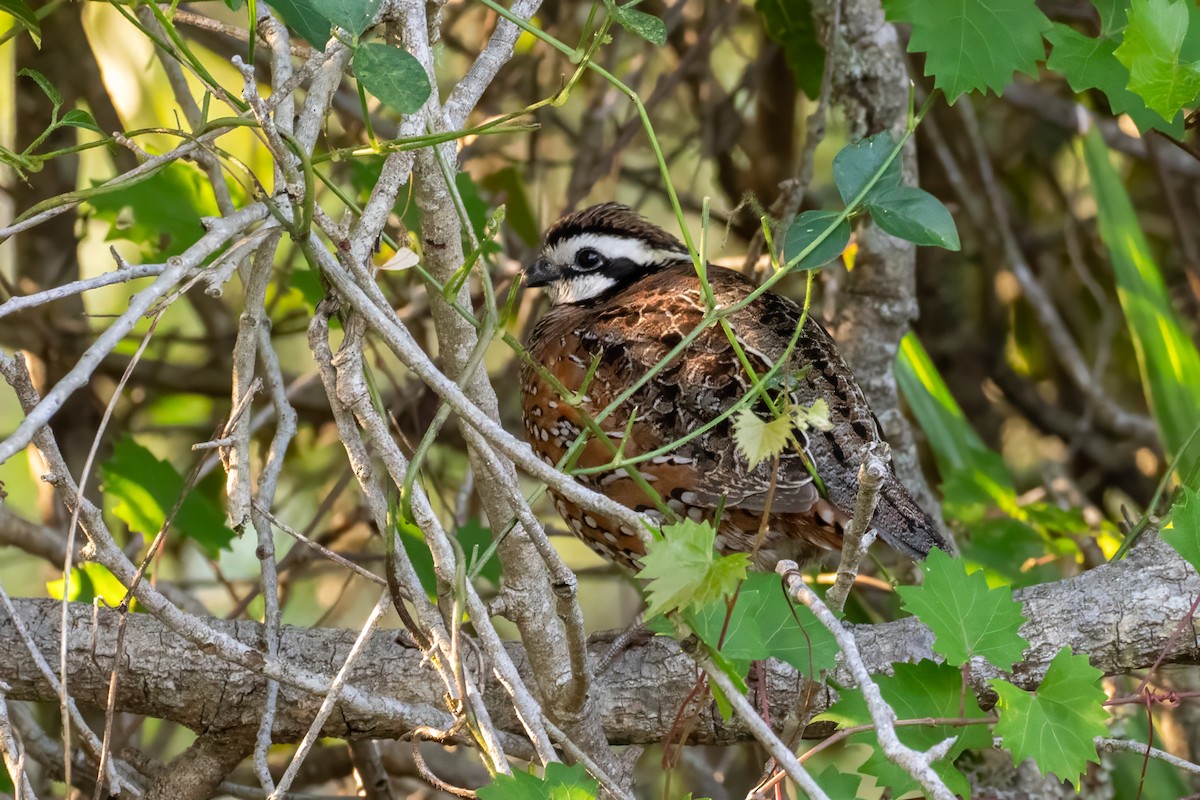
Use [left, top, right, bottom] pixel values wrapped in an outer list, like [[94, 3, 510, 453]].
[[1113, 0, 1200, 120], [833, 130, 902, 206], [47, 563, 129, 608], [1163, 487, 1200, 572], [755, 0, 824, 98], [884, 0, 1052, 99], [101, 437, 236, 558], [264, 0, 331, 47], [733, 408, 799, 470], [1045, 23, 1183, 136], [819, 661, 991, 798], [637, 519, 749, 618], [1096, 0, 1131, 34], [317, 0, 381, 37], [267, 0, 383, 44], [59, 108, 103, 134], [684, 572, 838, 676], [991, 648, 1109, 789], [1083, 129, 1200, 487], [477, 762, 598, 800], [354, 42, 432, 114], [603, 0, 667, 46], [865, 185, 961, 250], [801, 766, 862, 800], [0, 0, 41, 47], [895, 332, 994, 477], [897, 548, 1029, 670], [780, 210, 851, 272], [961, 517, 1057, 589], [18, 67, 62, 107], [88, 162, 220, 259]]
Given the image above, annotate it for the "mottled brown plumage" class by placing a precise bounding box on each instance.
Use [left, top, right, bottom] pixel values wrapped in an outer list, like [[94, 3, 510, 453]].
[[520, 203, 946, 569]]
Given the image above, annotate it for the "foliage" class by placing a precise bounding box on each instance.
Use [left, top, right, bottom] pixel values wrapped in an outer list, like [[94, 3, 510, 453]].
[[1163, 487, 1200, 572], [897, 548, 1029, 670], [4, 0, 1200, 795], [101, 437, 236, 558], [991, 648, 1109, 788], [1083, 127, 1200, 488], [477, 763, 598, 800], [638, 519, 749, 619], [819, 660, 993, 798], [885, 0, 1052, 99], [683, 571, 838, 677]]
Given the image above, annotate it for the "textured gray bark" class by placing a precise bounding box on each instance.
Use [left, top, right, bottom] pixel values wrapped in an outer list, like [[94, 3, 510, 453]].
[[1, 535, 1192, 746], [813, 0, 944, 530]]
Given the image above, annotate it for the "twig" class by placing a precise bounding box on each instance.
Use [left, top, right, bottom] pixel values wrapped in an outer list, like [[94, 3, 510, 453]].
[[695, 654, 831, 800], [0, 203, 268, 464], [1096, 736, 1200, 776], [0, 685, 37, 800], [252, 501, 385, 585], [825, 445, 887, 615], [0, 263, 164, 321], [269, 592, 392, 799], [778, 561, 957, 800]]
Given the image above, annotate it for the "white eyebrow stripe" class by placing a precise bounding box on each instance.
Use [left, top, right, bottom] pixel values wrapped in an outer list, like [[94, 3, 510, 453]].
[[544, 233, 692, 267]]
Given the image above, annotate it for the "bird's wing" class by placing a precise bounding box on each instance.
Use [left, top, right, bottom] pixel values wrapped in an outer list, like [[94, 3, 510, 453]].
[[577, 266, 823, 515]]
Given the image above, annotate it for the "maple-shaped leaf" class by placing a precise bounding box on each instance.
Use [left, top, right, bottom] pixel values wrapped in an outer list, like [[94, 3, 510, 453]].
[[818, 660, 991, 798], [1163, 487, 1200, 573], [897, 547, 1029, 670], [734, 407, 798, 469], [637, 519, 749, 618], [885, 0, 1052, 99], [991, 648, 1109, 789], [1113, 0, 1200, 121], [1045, 23, 1183, 136], [684, 572, 838, 677], [477, 762, 598, 800]]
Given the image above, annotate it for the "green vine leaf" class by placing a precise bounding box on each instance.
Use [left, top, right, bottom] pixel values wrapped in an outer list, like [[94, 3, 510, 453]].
[[833, 130, 902, 205], [1113, 0, 1200, 121], [733, 408, 798, 470], [637, 519, 749, 618], [684, 571, 838, 677], [897, 547, 1029, 670], [1163, 486, 1200, 572], [354, 43, 432, 114], [781, 210, 851, 271], [819, 660, 991, 798], [477, 762, 598, 800], [1, 0, 41, 47], [884, 0, 1052, 99], [603, 0, 667, 46], [865, 185, 961, 250], [755, 0, 824, 98], [1045, 22, 1183, 136], [991, 648, 1109, 789]]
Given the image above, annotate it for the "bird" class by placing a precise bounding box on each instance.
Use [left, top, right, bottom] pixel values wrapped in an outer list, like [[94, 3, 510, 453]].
[[519, 202, 947, 571]]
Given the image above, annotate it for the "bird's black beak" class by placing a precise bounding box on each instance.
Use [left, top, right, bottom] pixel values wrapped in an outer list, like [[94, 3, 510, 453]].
[[524, 257, 557, 288]]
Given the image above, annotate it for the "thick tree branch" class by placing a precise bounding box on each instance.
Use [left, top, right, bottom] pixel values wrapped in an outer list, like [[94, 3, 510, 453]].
[[1, 536, 1193, 746]]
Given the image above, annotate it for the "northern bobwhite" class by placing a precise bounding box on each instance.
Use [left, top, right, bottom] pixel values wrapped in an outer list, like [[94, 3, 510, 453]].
[[520, 203, 947, 570]]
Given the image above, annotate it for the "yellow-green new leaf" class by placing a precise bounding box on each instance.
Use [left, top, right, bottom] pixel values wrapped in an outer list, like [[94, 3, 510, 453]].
[[734, 408, 797, 470]]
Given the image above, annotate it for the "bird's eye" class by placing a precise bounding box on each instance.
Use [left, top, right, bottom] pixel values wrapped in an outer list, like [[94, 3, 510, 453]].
[[575, 248, 605, 271]]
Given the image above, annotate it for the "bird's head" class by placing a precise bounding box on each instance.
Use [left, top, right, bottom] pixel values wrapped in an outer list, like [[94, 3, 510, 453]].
[[524, 203, 692, 305]]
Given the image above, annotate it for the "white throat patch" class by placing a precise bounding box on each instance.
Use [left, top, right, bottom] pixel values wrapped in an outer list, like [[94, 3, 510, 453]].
[[546, 273, 619, 304]]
